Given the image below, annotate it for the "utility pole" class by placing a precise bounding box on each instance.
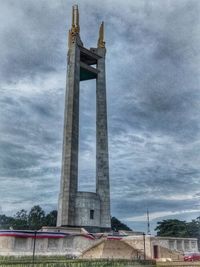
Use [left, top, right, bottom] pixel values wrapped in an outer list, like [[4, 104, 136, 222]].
[[147, 208, 151, 235], [143, 232, 146, 260]]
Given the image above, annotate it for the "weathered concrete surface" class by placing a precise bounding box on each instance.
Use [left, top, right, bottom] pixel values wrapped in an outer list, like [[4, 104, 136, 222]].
[[75, 192, 100, 227], [151, 236, 198, 256], [0, 235, 95, 257], [124, 236, 152, 259], [81, 239, 143, 259], [57, 34, 81, 227], [96, 47, 111, 229], [0, 234, 198, 259], [81, 236, 198, 260]]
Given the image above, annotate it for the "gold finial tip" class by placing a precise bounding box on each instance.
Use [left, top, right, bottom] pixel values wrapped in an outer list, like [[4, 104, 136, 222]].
[[98, 21, 105, 48], [71, 4, 80, 34]]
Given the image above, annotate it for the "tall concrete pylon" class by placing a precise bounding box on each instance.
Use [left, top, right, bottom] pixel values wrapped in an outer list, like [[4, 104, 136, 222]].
[[57, 5, 111, 231]]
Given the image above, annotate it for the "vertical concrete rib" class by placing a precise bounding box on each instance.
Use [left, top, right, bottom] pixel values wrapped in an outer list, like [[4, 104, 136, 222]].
[[57, 39, 80, 227], [96, 48, 111, 228]]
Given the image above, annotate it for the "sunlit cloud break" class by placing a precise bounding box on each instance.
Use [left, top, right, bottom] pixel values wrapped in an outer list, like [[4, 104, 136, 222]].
[[126, 209, 200, 222]]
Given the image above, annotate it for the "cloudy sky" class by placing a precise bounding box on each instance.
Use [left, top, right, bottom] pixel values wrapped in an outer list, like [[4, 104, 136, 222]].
[[0, 0, 200, 233]]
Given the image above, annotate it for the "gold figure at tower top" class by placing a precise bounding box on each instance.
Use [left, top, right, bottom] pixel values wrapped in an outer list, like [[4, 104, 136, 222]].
[[98, 22, 105, 48], [68, 5, 80, 46], [71, 5, 80, 34]]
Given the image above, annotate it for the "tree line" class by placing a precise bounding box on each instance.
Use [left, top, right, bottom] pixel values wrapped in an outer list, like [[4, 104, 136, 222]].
[[0, 205, 57, 230], [155, 218, 200, 239], [2, 205, 200, 241], [0, 205, 132, 231]]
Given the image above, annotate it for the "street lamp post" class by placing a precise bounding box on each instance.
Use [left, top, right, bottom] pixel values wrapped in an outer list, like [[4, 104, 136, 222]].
[[32, 231, 37, 265]]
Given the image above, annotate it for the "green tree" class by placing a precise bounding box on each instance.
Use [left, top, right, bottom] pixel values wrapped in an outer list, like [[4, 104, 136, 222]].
[[28, 205, 45, 230], [13, 209, 28, 229], [187, 217, 200, 237], [0, 214, 15, 229], [111, 216, 132, 231], [155, 219, 189, 237], [45, 210, 57, 226]]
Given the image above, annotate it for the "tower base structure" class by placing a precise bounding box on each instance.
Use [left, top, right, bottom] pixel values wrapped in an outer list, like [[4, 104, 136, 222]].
[[0, 229, 197, 261]]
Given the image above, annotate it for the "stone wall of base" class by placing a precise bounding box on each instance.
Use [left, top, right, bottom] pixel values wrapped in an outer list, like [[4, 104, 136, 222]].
[[0, 235, 96, 257], [0, 231, 198, 260]]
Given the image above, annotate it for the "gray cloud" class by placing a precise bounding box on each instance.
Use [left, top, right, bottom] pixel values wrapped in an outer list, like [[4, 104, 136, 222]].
[[0, 0, 200, 232]]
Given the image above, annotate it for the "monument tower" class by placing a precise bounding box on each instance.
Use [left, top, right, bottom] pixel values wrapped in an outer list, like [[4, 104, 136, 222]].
[[57, 5, 111, 231]]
